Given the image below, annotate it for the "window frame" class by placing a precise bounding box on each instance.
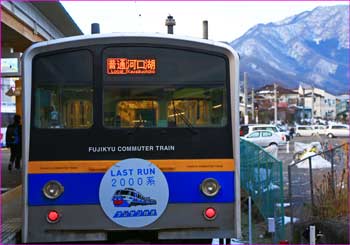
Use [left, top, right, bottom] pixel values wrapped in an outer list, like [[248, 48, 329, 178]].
[[31, 49, 94, 130]]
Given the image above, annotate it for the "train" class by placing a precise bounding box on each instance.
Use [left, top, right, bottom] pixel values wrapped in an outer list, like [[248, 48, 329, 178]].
[[22, 33, 240, 243]]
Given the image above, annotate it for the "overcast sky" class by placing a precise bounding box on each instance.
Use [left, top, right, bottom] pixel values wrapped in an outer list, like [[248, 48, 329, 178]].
[[61, 1, 347, 42]]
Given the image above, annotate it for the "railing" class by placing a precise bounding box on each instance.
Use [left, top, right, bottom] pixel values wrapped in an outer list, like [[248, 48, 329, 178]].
[[240, 139, 285, 243], [287, 143, 349, 243]]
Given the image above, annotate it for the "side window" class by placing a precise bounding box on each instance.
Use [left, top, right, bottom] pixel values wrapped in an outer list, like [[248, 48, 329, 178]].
[[248, 132, 260, 138], [262, 131, 272, 137]]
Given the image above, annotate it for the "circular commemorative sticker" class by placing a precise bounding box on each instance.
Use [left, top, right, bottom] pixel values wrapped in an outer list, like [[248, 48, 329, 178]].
[[99, 158, 169, 228]]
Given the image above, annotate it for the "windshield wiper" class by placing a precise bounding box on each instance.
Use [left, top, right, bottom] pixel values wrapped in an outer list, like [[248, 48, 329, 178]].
[[171, 100, 198, 135]]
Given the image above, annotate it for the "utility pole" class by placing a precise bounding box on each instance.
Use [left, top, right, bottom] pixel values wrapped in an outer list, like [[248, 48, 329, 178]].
[[244, 72, 248, 124], [302, 87, 305, 123], [251, 88, 255, 123], [203, 20, 208, 39], [165, 15, 176, 34], [274, 83, 278, 124], [311, 86, 314, 123]]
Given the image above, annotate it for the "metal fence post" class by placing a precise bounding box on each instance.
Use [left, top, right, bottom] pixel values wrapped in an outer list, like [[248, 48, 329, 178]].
[[248, 196, 252, 245], [288, 165, 293, 243], [330, 148, 335, 197], [308, 158, 315, 215], [310, 225, 316, 245], [279, 160, 285, 241]]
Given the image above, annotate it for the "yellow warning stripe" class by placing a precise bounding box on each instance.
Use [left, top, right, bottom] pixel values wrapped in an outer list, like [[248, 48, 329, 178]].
[[28, 159, 234, 174]]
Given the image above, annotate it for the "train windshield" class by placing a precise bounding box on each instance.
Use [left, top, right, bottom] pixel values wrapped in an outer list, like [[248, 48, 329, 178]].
[[103, 46, 228, 128], [104, 86, 226, 128]]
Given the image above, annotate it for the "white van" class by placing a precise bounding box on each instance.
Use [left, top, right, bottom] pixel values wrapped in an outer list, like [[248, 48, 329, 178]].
[[325, 124, 350, 138], [295, 125, 314, 136], [312, 125, 326, 135]]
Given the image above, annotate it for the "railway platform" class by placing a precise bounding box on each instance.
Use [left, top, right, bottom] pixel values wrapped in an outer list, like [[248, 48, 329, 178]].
[[1, 148, 22, 244], [1, 186, 22, 244]]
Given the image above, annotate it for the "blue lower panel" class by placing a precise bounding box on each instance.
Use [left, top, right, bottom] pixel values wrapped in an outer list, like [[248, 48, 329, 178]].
[[28, 172, 234, 206]]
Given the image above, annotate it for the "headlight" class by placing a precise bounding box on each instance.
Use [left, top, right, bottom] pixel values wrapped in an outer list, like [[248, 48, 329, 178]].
[[42, 180, 64, 199], [200, 178, 221, 197]]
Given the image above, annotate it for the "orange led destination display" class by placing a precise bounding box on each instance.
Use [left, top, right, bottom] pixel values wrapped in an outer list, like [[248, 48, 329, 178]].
[[107, 58, 156, 75]]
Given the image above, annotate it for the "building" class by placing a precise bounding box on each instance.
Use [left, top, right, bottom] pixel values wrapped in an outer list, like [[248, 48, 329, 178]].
[[254, 84, 299, 123], [253, 83, 338, 123], [301, 86, 337, 120], [336, 93, 350, 122]]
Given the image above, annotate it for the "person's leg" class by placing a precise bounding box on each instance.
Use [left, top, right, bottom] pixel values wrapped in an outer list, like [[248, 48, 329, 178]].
[[8, 145, 15, 170], [14, 144, 22, 169]]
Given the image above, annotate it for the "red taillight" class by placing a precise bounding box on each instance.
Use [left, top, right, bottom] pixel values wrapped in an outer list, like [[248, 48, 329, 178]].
[[204, 207, 217, 220], [47, 210, 60, 223], [282, 136, 285, 141], [240, 129, 244, 136], [279, 240, 289, 244]]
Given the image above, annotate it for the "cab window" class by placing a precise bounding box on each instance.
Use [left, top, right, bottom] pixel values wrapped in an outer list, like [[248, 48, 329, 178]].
[[32, 50, 93, 129]]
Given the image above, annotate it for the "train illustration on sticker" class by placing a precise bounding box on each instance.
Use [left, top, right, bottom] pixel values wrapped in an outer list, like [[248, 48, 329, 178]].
[[112, 188, 157, 207]]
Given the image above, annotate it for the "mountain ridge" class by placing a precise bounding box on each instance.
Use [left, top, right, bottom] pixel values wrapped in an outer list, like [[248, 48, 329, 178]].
[[230, 5, 349, 94]]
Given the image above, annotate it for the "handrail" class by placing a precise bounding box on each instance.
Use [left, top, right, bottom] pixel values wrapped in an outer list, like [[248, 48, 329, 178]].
[[240, 138, 281, 164]]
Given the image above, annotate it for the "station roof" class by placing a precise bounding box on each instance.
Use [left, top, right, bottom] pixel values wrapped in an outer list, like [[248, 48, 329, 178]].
[[1, 1, 82, 53], [31, 2, 83, 37]]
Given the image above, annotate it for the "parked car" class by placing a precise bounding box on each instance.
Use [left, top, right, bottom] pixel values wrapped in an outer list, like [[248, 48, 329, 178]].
[[312, 125, 327, 135], [240, 124, 288, 141], [243, 130, 286, 147], [295, 125, 314, 136], [325, 124, 350, 138]]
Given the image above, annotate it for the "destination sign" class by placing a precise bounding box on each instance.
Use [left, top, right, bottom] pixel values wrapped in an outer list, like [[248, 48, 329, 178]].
[[106, 58, 156, 75]]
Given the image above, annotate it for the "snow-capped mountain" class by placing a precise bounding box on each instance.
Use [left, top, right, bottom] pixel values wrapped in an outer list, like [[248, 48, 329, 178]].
[[230, 5, 349, 94]]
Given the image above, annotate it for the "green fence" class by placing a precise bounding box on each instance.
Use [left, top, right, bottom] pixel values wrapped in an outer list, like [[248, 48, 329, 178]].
[[240, 139, 285, 243]]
